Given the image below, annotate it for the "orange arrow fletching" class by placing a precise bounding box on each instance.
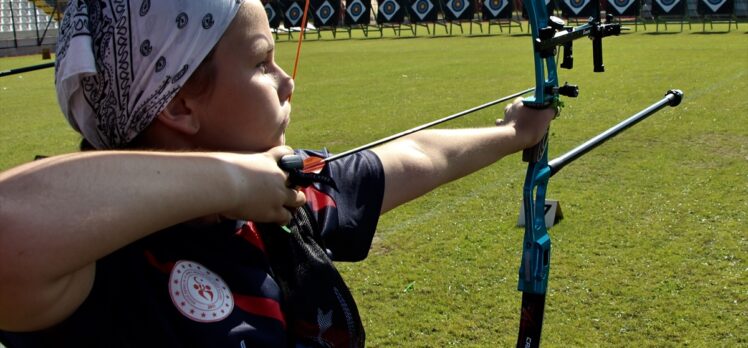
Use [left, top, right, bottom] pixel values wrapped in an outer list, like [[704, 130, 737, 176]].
[[302, 156, 325, 173]]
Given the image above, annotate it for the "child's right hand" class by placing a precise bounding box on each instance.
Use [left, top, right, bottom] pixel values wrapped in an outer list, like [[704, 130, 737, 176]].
[[220, 146, 306, 225]]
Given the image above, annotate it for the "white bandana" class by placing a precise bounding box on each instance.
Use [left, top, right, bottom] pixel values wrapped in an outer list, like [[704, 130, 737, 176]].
[[55, 0, 245, 149]]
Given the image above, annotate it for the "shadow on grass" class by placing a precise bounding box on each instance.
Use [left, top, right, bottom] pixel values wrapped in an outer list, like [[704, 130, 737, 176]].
[[690, 31, 734, 35], [643, 31, 683, 35]]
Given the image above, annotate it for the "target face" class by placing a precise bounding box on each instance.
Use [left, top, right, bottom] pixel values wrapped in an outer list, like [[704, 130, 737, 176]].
[[347, 0, 366, 21], [380, 0, 400, 21], [655, 0, 680, 12], [411, 0, 434, 20], [484, 0, 508, 17], [265, 3, 277, 22], [285, 2, 303, 25], [316, 0, 335, 24], [562, 0, 591, 15], [702, 0, 727, 12], [447, 0, 468, 17], [608, 0, 635, 14]]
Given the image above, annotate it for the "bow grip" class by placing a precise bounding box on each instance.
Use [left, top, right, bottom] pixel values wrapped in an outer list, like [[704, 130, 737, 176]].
[[520, 100, 552, 163]]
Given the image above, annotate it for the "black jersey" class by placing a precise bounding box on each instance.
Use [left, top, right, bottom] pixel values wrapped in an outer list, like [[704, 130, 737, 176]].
[[0, 150, 384, 348]]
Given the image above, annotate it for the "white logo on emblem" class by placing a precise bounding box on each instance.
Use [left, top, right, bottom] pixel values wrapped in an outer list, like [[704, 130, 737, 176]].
[[169, 260, 234, 322]]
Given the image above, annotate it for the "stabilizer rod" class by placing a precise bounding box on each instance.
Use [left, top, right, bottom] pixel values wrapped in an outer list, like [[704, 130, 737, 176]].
[[549, 89, 683, 176]]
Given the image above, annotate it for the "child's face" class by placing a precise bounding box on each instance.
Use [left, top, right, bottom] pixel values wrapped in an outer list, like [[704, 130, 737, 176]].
[[188, 0, 294, 152]]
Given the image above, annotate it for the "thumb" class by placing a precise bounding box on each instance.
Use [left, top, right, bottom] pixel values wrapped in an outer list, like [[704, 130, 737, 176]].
[[496, 97, 523, 126], [268, 145, 295, 161]]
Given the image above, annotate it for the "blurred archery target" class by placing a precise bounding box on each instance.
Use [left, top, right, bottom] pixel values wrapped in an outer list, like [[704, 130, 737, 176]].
[[702, 0, 727, 12], [654, 0, 680, 12], [608, 0, 636, 14], [484, 0, 508, 17], [562, 0, 591, 15], [347, 0, 366, 21], [446, 0, 468, 17], [265, 3, 277, 23], [379, 0, 400, 20], [316, 0, 335, 24], [285, 2, 304, 26], [411, 0, 434, 20]]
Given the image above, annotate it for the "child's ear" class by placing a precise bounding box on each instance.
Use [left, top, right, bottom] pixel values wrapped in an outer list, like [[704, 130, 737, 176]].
[[155, 95, 200, 135]]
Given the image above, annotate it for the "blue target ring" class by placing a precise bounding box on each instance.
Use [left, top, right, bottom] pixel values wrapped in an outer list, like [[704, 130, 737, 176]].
[[417, 0, 428, 11], [350, 3, 363, 15], [382, 0, 397, 15], [488, 0, 504, 11]]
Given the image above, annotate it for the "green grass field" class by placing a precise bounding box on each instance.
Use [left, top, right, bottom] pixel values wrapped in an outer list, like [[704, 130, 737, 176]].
[[1, 23, 746, 346]]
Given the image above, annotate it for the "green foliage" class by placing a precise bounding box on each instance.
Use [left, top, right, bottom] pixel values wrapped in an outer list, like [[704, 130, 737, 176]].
[[2, 22, 746, 346]]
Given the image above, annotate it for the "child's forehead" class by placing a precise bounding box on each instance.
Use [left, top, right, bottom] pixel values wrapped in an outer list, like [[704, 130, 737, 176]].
[[236, 0, 269, 25], [221, 1, 273, 52]]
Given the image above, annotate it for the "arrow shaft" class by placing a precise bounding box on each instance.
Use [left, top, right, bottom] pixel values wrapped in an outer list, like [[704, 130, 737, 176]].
[[322, 88, 534, 164], [0, 62, 54, 78]]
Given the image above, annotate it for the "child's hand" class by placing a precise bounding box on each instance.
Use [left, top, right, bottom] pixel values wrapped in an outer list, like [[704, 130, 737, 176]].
[[496, 98, 556, 148], [220, 146, 306, 225]]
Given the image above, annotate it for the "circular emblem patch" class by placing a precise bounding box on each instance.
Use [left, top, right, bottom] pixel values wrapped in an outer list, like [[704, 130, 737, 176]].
[[169, 260, 234, 322]]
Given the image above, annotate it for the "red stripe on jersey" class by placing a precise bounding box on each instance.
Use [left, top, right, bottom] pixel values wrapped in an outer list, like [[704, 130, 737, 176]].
[[233, 293, 286, 329], [235, 221, 266, 253], [144, 250, 175, 274], [302, 186, 336, 212]]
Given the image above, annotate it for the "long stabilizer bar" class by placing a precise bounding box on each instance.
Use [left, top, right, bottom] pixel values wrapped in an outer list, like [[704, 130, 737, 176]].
[[548, 89, 683, 177]]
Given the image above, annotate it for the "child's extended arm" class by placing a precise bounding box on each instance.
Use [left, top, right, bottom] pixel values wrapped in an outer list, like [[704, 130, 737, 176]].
[[373, 98, 554, 213]]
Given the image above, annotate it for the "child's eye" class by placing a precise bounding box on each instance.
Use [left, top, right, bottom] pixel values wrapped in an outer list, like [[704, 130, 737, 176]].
[[257, 62, 268, 73]]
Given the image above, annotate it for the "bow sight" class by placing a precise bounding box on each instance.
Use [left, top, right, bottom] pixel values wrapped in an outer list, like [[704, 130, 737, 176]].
[[522, 3, 622, 109], [536, 14, 622, 99], [538, 14, 622, 72]]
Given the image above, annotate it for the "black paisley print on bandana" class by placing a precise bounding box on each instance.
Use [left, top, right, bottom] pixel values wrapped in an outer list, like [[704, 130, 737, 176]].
[[55, 0, 243, 149]]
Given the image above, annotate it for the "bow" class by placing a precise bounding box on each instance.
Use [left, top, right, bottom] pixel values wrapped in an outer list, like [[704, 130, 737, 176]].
[[514, 2, 688, 347], [516, 1, 621, 346]]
